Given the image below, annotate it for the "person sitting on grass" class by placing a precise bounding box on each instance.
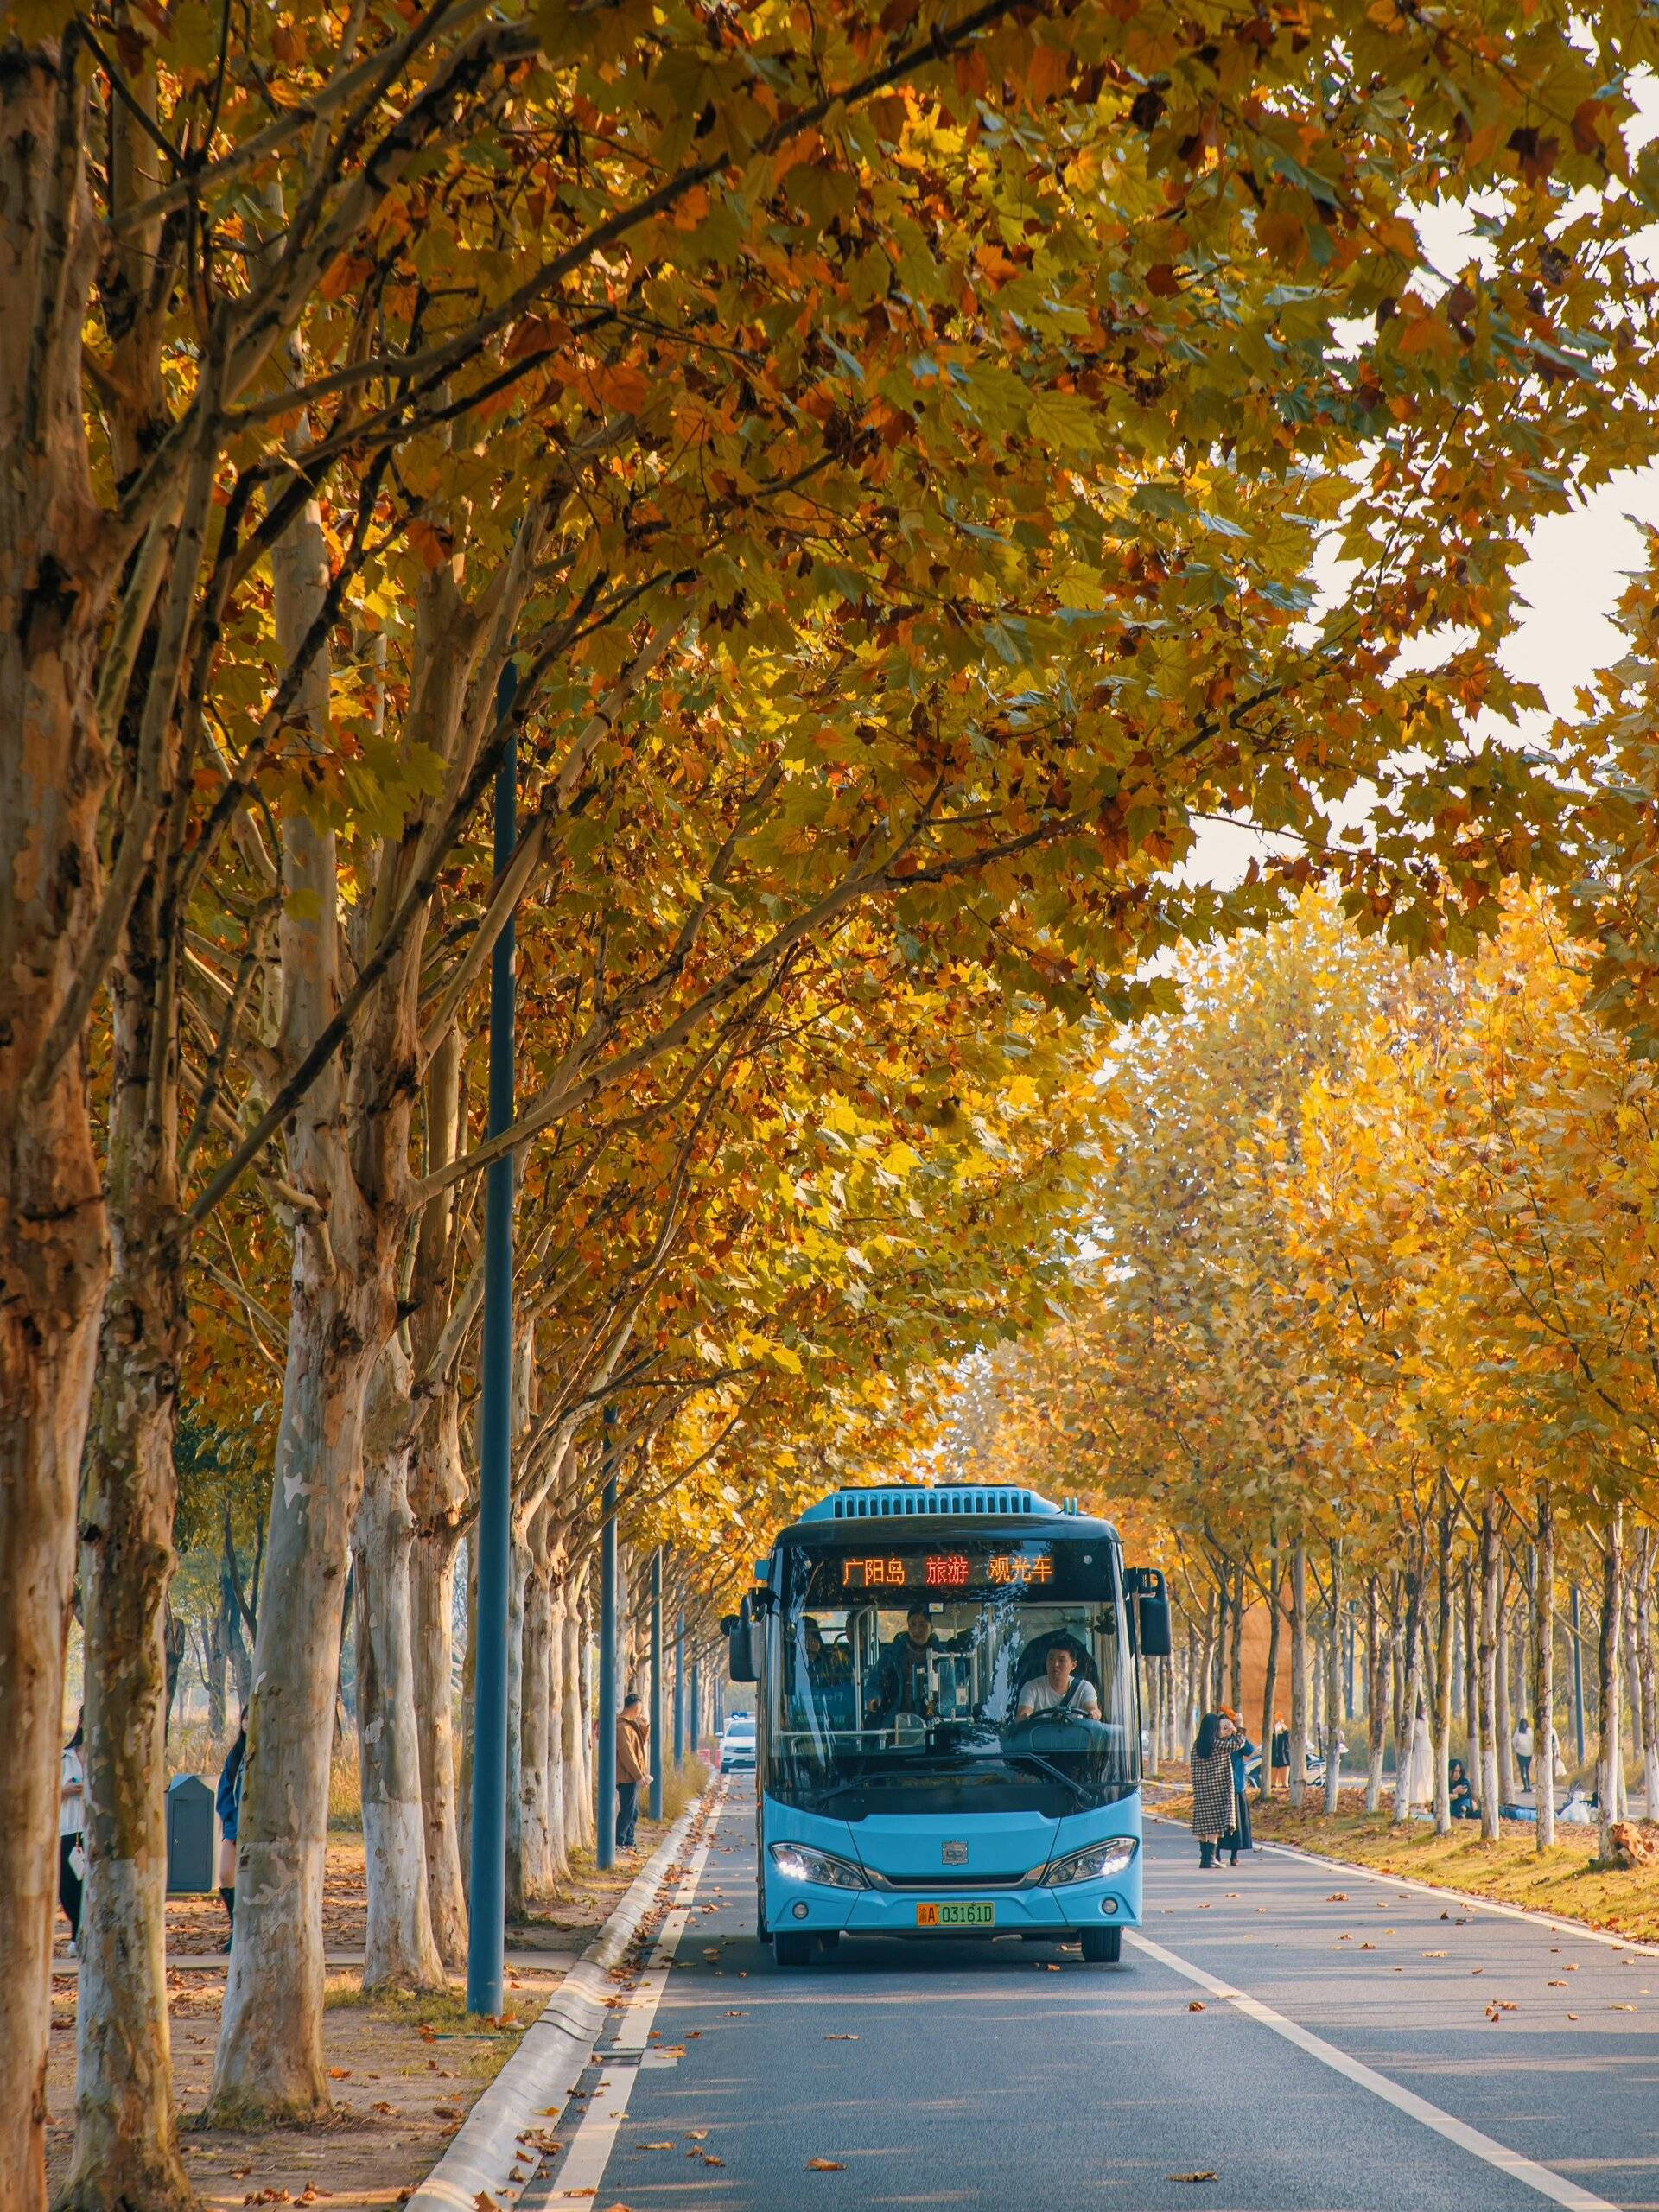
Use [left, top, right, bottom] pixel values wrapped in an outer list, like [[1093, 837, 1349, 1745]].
[[1448, 1758, 1478, 1820]]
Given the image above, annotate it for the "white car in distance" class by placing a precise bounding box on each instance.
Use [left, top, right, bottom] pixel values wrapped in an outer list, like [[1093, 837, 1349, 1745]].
[[720, 1713, 757, 1773]]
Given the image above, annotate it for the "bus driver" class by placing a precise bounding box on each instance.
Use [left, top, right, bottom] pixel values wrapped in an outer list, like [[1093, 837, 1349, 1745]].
[[1015, 1639, 1101, 1722]]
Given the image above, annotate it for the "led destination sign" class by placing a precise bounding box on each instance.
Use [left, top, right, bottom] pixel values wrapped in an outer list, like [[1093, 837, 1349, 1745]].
[[840, 1552, 1054, 1591]]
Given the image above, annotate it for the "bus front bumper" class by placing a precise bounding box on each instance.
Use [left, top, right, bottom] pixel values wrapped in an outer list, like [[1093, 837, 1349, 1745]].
[[764, 1877, 1141, 1938]]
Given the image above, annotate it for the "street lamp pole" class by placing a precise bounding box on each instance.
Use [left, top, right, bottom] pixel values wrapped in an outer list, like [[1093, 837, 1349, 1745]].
[[466, 661, 519, 2019]]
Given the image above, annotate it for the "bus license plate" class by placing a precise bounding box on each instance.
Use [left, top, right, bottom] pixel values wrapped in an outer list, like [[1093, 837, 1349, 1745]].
[[916, 1901, 995, 1929]]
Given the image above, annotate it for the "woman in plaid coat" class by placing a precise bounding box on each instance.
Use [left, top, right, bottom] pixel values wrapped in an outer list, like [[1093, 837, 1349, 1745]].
[[1190, 1712, 1239, 1869]]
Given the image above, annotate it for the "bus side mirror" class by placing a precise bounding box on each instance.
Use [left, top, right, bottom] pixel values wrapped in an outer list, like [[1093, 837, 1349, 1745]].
[[1126, 1567, 1173, 1659], [726, 1596, 758, 1684]]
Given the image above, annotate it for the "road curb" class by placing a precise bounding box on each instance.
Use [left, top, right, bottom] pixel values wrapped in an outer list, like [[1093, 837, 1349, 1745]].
[[405, 1790, 715, 2212]]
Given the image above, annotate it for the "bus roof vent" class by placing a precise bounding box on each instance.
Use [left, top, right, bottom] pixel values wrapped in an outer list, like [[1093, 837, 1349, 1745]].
[[812, 1484, 1055, 1522]]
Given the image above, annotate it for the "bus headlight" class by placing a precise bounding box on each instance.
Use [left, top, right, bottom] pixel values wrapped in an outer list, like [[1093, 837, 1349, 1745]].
[[1042, 1837, 1139, 1887], [769, 1841, 869, 1891]]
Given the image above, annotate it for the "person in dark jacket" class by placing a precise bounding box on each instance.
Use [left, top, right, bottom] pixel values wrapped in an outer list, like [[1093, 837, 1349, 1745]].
[[1448, 1758, 1478, 1821], [616, 1694, 650, 1849], [1190, 1713, 1238, 1868], [1219, 1707, 1255, 1866], [215, 1712, 247, 1944]]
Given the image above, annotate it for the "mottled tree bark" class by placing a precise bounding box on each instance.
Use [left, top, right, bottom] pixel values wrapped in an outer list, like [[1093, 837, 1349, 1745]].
[[0, 41, 112, 2212], [64, 870, 194, 2211], [354, 1352, 445, 1993], [1287, 1541, 1308, 1812], [1533, 1484, 1555, 1852]]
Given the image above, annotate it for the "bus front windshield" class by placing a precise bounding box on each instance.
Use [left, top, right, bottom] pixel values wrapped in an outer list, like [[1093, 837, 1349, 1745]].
[[767, 1537, 1139, 1819]]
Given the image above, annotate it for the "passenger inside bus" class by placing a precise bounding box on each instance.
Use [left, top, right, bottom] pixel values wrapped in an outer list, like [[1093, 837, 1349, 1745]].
[[865, 1606, 969, 1725], [1014, 1636, 1101, 1722]]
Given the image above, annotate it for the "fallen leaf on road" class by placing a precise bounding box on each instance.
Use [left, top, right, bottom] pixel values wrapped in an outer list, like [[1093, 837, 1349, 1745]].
[[327, 2067, 351, 2080], [1421, 1951, 1448, 1958], [1186, 2000, 1205, 2012], [1167, 2174, 1219, 2184], [807, 2158, 846, 2171], [1359, 1943, 1376, 1951], [824, 2033, 859, 2040], [685, 2130, 709, 2141], [1612, 2003, 1637, 2011], [1326, 1893, 1348, 1902], [636, 2143, 673, 2152], [702, 2156, 725, 2167], [1548, 1980, 1567, 1987]]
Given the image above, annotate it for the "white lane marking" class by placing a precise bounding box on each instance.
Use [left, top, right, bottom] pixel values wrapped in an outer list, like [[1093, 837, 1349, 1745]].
[[544, 1796, 725, 2203], [1128, 1930, 1621, 2212]]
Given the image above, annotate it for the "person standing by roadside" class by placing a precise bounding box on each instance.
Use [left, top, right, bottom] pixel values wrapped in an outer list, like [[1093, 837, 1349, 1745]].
[[60, 1709, 86, 1951], [1219, 1708, 1255, 1866], [216, 1710, 247, 1945], [1269, 1715, 1290, 1792], [1512, 1715, 1535, 1793], [1190, 1713, 1238, 1869], [617, 1692, 650, 1850]]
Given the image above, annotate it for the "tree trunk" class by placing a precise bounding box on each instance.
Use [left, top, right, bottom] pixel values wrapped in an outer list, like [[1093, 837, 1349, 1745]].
[[1230, 1564, 1245, 1714], [1637, 1527, 1658, 1822], [1324, 1541, 1344, 1815], [63, 880, 194, 2210], [411, 1514, 467, 1965], [545, 1571, 569, 1878], [1365, 1575, 1387, 1814], [1393, 1565, 1423, 1825], [1259, 1548, 1281, 1799], [353, 1401, 445, 1995], [1432, 1496, 1454, 1836], [564, 1570, 591, 1850], [503, 1531, 529, 1921], [1495, 1583, 1516, 1804], [205, 478, 392, 2123], [518, 1517, 555, 1904], [460, 1535, 478, 1885], [0, 45, 113, 2211], [1534, 1483, 1555, 1852], [1288, 1541, 1309, 1812], [1478, 1557, 1486, 1796], [1478, 1503, 1501, 1840], [1599, 1510, 1625, 1863]]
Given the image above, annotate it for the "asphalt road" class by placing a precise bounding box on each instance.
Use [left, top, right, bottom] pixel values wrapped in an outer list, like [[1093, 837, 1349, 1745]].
[[522, 1792, 1659, 2212]]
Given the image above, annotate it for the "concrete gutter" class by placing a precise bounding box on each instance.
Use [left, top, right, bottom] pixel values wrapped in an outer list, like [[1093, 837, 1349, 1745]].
[[406, 1793, 711, 2212]]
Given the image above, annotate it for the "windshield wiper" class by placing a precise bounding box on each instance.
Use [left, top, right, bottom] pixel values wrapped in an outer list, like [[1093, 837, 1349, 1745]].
[[1006, 1748, 1095, 1808]]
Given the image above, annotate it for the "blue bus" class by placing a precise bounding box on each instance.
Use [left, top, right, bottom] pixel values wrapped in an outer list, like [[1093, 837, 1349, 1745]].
[[722, 1482, 1171, 1968]]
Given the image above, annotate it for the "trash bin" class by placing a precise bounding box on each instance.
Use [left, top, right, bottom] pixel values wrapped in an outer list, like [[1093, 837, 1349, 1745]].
[[166, 1774, 218, 1894]]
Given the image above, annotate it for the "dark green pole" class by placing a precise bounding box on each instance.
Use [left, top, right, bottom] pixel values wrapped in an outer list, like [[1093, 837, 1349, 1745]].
[[649, 1550, 664, 1821], [466, 660, 518, 2018], [690, 1653, 701, 1762], [673, 1606, 686, 1768], [595, 1410, 619, 1869]]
